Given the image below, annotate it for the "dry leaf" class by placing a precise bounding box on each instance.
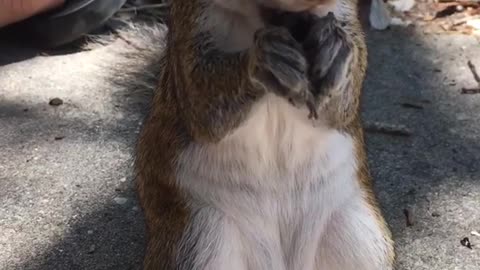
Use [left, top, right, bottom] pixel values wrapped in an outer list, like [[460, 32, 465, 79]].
[[389, 0, 416, 12], [467, 19, 480, 29]]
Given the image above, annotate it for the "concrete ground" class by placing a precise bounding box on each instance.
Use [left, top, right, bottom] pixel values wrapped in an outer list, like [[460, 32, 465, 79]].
[[1, 23, 480, 270]]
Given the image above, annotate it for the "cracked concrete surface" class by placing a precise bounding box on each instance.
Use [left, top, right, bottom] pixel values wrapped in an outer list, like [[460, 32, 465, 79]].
[[1, 24, 480, 270]]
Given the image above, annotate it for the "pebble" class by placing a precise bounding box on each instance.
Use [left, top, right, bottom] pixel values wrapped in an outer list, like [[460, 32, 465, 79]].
[[120, 177, 127, 183], [87, 230, 94, 235], [88, 244, 96, 254], [49, 98, 63, 106], [460, 237, 472, 249], [114, 197, 128, 205], [431, 211, 441, 217]]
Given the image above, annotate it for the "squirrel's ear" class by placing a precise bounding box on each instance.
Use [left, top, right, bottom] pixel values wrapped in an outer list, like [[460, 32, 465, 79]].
[[369, 0, 391, 30]]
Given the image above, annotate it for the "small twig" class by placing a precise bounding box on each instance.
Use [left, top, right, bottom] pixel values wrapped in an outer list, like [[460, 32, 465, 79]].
[[403, 208, 414, 227], [461, 87, 480, 94], [436, 1, 480, 9], [467, 60, 480, 85], [461, 60, 480, 94], [452, 15, 480, 27], [400, 102, 424, 110], [471, 231, 480, 237], [118, 3, 169, 12], [364, 121, 412, 137]]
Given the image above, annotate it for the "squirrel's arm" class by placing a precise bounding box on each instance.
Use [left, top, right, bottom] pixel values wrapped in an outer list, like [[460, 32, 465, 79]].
[[326, 16, 367, 129], [310, 6, 367, 129], [169, 1, 263, 143]]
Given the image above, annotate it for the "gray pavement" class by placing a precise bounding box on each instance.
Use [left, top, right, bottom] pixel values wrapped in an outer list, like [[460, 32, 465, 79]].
[[1, 24, 480, 270]]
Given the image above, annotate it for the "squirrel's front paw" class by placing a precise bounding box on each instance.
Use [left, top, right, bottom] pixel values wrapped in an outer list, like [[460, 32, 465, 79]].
[[249, 27, 315, 113], [304, 12, 354, 103]]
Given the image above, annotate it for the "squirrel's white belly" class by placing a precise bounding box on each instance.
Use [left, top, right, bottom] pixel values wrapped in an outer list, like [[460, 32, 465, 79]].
[[175, 94, 361, 270]]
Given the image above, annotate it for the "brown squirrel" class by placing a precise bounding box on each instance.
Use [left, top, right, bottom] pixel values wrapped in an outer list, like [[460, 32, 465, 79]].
[[127, 0, 396, 269]]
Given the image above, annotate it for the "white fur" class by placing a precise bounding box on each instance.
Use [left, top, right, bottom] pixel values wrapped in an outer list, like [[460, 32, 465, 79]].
[[175, 96, 390, 270], [316, 197, 393, 270]]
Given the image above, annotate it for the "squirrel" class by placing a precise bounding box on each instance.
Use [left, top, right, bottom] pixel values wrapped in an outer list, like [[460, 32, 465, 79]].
[[121, 0, 396, 269]]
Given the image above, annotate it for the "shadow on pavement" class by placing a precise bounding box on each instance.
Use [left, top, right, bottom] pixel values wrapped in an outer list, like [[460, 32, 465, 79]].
[[363, 28, 480, 268]]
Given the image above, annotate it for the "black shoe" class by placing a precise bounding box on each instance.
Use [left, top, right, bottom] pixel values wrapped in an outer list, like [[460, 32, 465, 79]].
[[3, 0, 127, 48]]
